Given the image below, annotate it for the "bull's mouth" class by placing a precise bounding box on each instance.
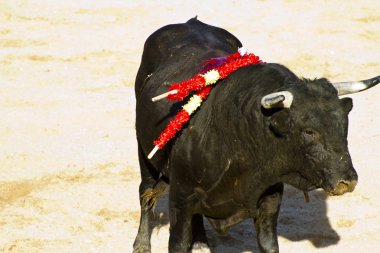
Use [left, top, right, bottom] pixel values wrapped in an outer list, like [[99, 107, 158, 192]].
[[281, 172, 357, 196]]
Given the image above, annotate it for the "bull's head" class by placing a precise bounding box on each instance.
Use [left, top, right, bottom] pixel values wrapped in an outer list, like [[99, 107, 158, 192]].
[[261, 75, 379, 195]]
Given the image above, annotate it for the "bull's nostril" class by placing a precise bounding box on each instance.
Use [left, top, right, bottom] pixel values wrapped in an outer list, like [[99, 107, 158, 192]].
[[338, 180, 348, 186], [337, 180, 357, 194], [337, 181, 349, 193]]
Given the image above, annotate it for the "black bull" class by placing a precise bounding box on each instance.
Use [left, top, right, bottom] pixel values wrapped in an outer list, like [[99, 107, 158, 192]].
[[133, 18, 379, 253]]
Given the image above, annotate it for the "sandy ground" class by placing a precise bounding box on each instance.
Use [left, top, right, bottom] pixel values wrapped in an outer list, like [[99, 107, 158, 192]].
[[0, 1, 379, 252]]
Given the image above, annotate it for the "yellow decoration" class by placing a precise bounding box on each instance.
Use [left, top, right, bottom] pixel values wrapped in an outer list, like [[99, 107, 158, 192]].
[[202, 69, 220, 85], [183, 95, 203, 115]]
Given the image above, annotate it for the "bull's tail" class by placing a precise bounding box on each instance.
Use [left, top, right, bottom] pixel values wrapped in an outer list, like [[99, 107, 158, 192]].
[[141, 177, 169, 210]]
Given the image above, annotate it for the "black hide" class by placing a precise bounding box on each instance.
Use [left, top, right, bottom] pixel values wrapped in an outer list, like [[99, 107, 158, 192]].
[[133, 18, 358, 253]]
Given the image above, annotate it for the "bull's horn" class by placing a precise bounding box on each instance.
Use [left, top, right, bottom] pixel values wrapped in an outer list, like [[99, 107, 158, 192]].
[[261, 91, 294, 109], [332, 75, 380, 96]]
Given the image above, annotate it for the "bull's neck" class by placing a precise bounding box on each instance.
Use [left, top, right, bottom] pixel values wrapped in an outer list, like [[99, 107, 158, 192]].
[[201, 85, 268, 161], [195, 83, 296, 174], [185, 85, 299, 211]]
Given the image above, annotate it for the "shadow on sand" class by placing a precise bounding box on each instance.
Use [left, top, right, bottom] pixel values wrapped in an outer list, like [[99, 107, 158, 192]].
[[148, 185, 339, 253]]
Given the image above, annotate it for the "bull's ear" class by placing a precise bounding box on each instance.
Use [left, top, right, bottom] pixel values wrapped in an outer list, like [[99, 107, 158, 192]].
[[340, 97, 353, 114], [269, 110, 292, 136]]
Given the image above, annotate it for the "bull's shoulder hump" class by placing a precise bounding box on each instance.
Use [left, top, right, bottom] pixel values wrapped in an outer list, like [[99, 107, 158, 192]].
[[145, 18, 242, 52], [186, 18, 242, 48]]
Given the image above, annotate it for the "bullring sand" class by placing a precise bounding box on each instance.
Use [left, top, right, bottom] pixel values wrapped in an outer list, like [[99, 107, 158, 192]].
[[0, 1, 379, 252]]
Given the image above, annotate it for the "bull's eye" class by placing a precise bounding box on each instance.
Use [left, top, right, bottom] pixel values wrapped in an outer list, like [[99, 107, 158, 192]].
[[303, 128, 320, 140]]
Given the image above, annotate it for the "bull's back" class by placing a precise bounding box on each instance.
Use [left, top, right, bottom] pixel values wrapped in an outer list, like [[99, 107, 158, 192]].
[[135, 18, 242, 97], [135, 18, 242, 165]]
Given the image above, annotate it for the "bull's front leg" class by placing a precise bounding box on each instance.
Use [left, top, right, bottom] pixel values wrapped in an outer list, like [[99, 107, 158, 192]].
[[133, 142, 160, 253], [191, 214, 210, 251], [133, 201, 154, 253], [254, 183, 284, 253], [168, 183, 196, 253]]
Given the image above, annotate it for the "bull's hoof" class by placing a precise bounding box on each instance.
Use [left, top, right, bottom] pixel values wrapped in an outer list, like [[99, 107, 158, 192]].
[[262, 248, 279, 253], [191, 242, 212, 253], [132, 245, 151, 253], [133, 247, 150, 253]]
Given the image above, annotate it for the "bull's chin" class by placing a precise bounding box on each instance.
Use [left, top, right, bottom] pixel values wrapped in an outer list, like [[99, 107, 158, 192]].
[[296, 184, 351, 196], [325, 190, 347, 196]]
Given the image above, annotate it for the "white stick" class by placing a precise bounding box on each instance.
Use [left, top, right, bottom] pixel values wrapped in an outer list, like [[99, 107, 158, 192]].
[[151, 90, 178, 102], [238, 47, 248, 56], [147, 145, 159, 159]]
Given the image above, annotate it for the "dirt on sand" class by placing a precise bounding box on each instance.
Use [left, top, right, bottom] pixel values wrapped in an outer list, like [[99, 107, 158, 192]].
[[0, 1, 379, 252]]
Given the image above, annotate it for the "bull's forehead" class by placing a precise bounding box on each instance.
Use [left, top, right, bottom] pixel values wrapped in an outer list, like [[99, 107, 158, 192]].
[[297, 96, 341, 113], [287, 78, 339, 102], [294, 100, 348, 135], [292, 78, 338, 97], [299, 107, 344, 126]]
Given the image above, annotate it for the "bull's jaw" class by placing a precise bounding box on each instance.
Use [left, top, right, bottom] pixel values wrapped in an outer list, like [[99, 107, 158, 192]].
[[279, 172, 318, 192]]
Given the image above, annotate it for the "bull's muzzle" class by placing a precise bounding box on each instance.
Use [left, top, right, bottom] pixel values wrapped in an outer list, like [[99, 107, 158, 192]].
[[330, 179, 357, 195]]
